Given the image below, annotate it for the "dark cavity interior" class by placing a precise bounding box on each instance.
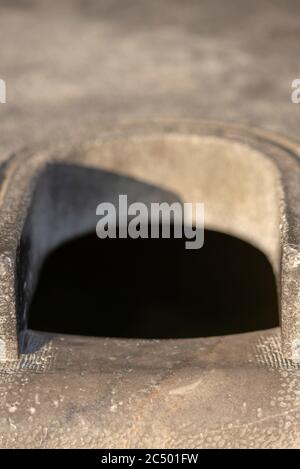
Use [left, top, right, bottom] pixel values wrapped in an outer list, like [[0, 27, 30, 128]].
[[28, 227, 279, 338]]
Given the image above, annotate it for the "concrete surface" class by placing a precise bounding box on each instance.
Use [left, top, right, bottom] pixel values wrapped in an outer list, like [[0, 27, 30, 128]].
[[0, 0, 300, 449], [0, 0, 300, 156]]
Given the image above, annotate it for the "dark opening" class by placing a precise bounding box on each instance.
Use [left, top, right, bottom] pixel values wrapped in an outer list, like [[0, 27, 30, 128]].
[[27, 227, 279, 338]]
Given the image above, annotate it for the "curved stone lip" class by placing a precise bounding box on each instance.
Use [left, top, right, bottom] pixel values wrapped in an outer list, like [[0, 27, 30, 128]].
[[0, 120, 300, 362]]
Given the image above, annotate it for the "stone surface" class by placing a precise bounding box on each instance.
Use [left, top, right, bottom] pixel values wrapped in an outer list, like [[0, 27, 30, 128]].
[[0, 0, 300, 157], [0, 0, 300, 449]]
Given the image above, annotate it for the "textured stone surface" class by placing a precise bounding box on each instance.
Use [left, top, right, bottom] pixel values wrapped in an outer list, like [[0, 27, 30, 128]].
[[0, 328, 299, 448], [0, 0, 300, 157], [0, 121, 299, 448], [0, 0, 300, 449]]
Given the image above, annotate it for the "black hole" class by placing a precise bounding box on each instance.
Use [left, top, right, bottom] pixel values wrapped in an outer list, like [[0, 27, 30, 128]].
[[27, 227, 279, 338]]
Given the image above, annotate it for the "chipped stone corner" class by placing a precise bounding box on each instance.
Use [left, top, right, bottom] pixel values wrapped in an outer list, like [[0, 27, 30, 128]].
[[291, 338, 300, 363], [0, 253, 19, 362], [0, 339, 6, 362]]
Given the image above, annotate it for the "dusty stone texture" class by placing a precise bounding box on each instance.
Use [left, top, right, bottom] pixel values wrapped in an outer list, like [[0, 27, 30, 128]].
[[0, 0, 300, 157], [0, 121, 300, 448], [0, 329, 299, 448], [0, 0, 300, 449]]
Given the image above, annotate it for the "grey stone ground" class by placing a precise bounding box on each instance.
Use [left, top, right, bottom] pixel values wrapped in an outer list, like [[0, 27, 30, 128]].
[[1, 0, 300, 449], [0, 0, 300, 157]]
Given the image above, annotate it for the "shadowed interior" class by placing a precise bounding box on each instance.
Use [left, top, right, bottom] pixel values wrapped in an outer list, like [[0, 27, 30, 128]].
[[16, 135, 281, 344], [28, 228, 279, 338]]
